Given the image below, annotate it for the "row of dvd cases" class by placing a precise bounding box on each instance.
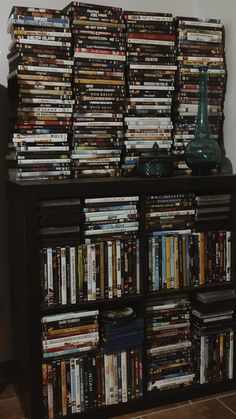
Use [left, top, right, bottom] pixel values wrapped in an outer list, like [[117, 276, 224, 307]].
[[41, 292, 235, 417], [38, 192, 232, 308], [6, 3, 226, 180]]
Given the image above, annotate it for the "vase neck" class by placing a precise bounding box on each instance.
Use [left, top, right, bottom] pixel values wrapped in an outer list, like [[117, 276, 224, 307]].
[[195, 67, 211, 137]]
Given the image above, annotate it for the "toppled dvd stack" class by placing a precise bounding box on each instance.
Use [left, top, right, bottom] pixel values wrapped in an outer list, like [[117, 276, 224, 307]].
[[6, 6, 73, 180], [122, 11, 177, 175], [146, 296, 194, 391], [173, 17, 226, 173], [64, 2, 125, 178]]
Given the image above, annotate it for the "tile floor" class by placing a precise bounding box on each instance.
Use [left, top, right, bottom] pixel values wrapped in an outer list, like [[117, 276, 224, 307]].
[[1, 384, 236, 419], [0, 384, 25, 419]]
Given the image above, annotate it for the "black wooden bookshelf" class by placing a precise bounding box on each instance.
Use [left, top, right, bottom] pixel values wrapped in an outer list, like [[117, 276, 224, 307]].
[[7, 174, 236, 419]]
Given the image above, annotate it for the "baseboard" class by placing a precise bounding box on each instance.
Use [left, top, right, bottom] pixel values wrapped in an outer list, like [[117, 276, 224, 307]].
[[0, 360, 15, 384]]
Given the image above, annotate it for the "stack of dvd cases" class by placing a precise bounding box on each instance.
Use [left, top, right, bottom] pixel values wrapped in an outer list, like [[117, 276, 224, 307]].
[[122, 11, 177, 175], [195, 193, 231, 223], [83, 195, 139, 239], [192, 290, 235, 384], [144, 193, 195, 232], [83, 196, 140, 298], [64, 2, 125, 178], [41, 309, 99, 359], [101, 307, 144, 352], [6, 6, 74, 181], [173, 17, 226, 173], [146, 296, 195, 391], [38, 197, 82, 307]]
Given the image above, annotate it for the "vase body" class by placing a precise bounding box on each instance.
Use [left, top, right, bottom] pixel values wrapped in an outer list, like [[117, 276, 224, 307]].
[[184, 67, 221, 175]]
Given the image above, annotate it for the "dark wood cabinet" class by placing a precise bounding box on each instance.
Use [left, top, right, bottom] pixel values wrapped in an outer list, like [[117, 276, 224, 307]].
[[7, 174, 236, 419]]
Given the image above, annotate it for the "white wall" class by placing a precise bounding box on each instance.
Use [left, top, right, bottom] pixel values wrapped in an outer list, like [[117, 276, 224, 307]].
[[0, 0, 235, 362], [193, 0, 236, 174]]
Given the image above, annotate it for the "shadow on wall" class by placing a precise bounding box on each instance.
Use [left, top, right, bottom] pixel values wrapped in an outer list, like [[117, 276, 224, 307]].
[[0, 84, 12, 362]]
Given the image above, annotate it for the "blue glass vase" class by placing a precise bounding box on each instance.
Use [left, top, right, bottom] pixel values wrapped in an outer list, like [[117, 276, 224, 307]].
[[184, 67, 221, 175]]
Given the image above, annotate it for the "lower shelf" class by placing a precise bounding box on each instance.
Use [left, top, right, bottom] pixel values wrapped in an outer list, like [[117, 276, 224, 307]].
[[58, 380, 236, 419]]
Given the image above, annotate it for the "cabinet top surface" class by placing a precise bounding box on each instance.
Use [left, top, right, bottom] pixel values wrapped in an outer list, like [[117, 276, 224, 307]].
[[6, 174, 236, 197]]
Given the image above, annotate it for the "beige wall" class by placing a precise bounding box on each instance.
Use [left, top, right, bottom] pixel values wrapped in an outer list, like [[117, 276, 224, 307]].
[[0, 0, 234, 362]]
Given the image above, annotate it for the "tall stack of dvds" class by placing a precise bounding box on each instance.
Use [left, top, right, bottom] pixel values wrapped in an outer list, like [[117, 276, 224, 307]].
[[173, 17, 226, 173], [64, 2, 125, 178], [192, 290, 235, 384], [122, 11, 177, 175], [6, 6, 74, 181], [146, 296, 195, 391]]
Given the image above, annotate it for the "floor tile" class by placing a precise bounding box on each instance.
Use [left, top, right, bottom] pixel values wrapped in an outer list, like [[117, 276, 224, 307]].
[[190, 389, 236, 404], [113, 401, 191, 418], [0, 397, 25, 419], [218, 394, 236, 413], [140, 399, 236, 419], [111, 415, 142, 419], [0, 384, 17, 400], [2, 383, 236, 419]]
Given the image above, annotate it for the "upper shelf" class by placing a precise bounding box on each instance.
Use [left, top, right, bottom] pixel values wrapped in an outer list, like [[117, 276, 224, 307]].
[[6, 174, 236, 198]]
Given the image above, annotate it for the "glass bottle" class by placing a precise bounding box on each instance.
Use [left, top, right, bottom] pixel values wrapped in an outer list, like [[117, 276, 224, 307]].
[[184, 67, 221, 175]]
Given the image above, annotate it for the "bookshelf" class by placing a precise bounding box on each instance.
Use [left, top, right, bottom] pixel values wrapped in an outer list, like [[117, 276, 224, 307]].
[[7, 174, 236, 419]]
